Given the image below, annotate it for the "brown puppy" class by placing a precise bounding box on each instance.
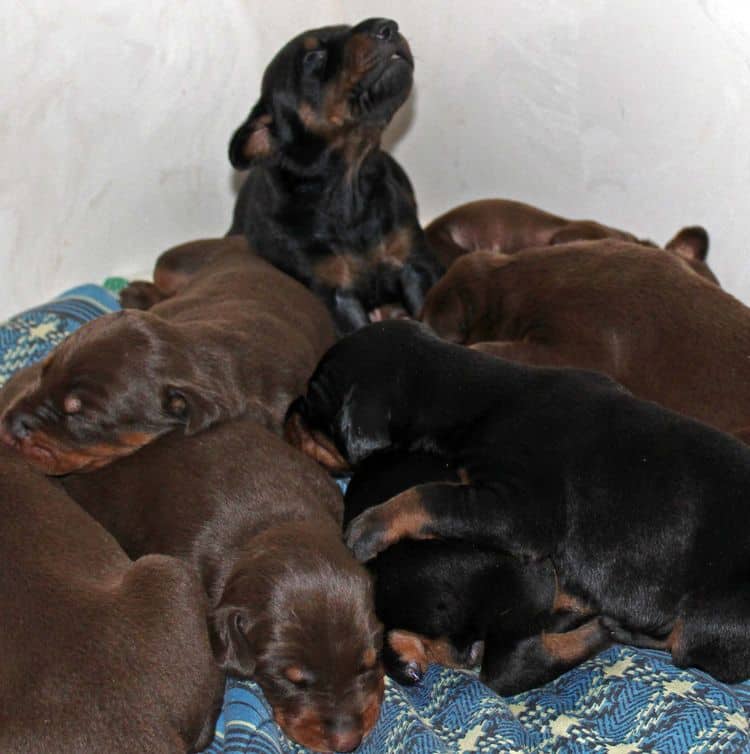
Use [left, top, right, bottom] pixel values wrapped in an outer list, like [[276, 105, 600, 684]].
[[421, 241, 750, 436], [425, 198, 714, 282], [62, 417, 383, 753], [0, 444, 222, 754], [0, 236, 336, 474]]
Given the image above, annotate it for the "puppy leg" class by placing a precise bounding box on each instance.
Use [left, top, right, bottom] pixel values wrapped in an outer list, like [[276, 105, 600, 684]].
[[670, 588, 750, 683], [344, 481, 560, 562], [482, 615, 611, 696]]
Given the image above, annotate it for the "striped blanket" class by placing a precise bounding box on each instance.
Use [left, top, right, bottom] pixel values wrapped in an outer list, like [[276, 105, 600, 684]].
[[1, 284, 748, 753]]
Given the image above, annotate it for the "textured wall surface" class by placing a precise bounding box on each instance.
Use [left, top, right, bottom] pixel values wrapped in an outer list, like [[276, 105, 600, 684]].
[[2, 0, 749, 317]]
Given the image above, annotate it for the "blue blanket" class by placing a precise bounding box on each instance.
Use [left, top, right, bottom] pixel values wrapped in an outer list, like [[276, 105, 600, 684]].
[[203, 649, 750, 753], [0, 283, 122, 386], [2, 286, 748, 753]]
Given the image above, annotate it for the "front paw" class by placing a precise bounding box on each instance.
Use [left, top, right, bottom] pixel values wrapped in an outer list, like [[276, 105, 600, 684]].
[[344, 508, 392, 562]]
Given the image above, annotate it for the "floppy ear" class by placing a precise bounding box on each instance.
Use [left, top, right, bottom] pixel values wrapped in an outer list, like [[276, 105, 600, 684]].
[[229, 100, 275, 169], [163, 384, 229, 435], [284, 399, 351, 473], [210, 605, 256, 676], [338, 385, 391, 465], [665, 225, 710, 262]]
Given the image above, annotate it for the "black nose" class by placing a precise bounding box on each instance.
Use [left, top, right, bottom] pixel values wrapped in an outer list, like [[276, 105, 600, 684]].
[[371, 19, 398, 42]]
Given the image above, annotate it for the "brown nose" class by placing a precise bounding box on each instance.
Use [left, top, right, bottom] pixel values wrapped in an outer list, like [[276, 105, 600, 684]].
[[326, 718, 362, 752]]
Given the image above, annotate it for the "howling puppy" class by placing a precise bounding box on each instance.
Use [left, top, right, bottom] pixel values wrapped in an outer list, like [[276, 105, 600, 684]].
[[287, 320, 750, 689], [227, 18, 442, 333]]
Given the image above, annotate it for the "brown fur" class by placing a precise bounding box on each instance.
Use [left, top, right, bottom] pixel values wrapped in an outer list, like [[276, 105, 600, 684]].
[[0, 445, 222, 754], [62, 418, 383, 753], [0, 236, 336, 474], [421, 241, 749, 436], [425, 198, 715, 282]]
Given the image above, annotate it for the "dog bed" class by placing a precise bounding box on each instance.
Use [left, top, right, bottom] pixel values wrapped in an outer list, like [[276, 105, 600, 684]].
[[1, 286, 748, 753]]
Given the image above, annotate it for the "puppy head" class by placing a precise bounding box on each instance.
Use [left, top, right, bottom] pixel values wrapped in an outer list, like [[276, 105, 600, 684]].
[[0, 310, 224, 474], [229, 18, 413, 169], [421, 250, 502, 343], [212, 548, 384, 752], [285, 320, 441, 470]]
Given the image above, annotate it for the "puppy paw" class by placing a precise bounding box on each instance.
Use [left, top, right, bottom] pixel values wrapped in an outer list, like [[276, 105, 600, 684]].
[[344, 508, 392, 562]]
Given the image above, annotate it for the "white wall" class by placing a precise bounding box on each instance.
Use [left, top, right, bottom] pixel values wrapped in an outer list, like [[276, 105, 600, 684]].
[[2, 0, 749, 319]]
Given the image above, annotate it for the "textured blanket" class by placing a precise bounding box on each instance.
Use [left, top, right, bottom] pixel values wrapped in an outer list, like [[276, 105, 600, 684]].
[[203, 648, 750, 754], [0, 280, 124, 386], [1, 285, 748, 753]]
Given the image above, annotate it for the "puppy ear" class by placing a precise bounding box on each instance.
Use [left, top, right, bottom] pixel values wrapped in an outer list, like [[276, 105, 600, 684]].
[[338, 385, 391, 465], [665, 226, 710, 262], [229, 100, 275, 169], [163, 384, 226, 436], [284, 400, 351, 473], [210, 605, 256, 676]]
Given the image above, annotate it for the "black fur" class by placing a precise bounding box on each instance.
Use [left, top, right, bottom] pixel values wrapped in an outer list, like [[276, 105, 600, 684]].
[[227, 19, 442, 334], [292, 320, 750, 685]]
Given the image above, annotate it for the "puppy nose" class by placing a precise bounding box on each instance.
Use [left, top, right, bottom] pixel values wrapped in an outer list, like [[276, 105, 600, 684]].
[[372, 19, 398, 42], [326, 718, 362, 752]]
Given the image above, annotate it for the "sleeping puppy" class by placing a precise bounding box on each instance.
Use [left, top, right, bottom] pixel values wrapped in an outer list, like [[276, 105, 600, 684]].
[[421, 241, 750, 438], [62, 417, 383, 753], [0, 236, 335, 474], [227, 18, 442, 333], [287, 320, 750, 686], [344, 450, 607, 695], [425, 197, 714, 281], [0, 445, 222, 754]]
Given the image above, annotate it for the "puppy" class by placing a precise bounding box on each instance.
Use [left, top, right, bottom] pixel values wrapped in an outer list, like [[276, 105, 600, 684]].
[[62, 417, 383, 753], [0, 444, 222, 754], [227, 18, 442, 334], [288, 320, 750, 686], [344, 450, 607, 695], [0, 236, 335, 474], [425, 197, 714, 281], [421, 241, 750, 437]]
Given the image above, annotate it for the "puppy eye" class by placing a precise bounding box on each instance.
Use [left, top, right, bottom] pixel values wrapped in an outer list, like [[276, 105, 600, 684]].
[[284, 666, 314, 688], [164, 388, 189, 419], [303, 49, 327, 72]]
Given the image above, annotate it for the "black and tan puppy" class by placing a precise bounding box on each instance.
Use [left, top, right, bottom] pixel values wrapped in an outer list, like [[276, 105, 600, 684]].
[[228, 18, 442, 333], [0, 445, 222, 754], [344, 450, 609, 695], [288, 320, 750, 686], [62, 417, 383, 753], [0, 236, 335, 474]]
